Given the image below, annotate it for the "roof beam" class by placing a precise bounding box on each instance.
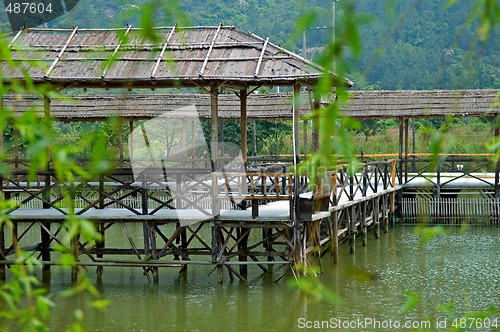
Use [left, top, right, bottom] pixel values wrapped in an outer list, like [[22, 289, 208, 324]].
[[102, 24, 133, 79], [45, 26, 78, 78], [254, 37, 269, 77], [199, 23, 222, 77], [151, 24, 176, 78]]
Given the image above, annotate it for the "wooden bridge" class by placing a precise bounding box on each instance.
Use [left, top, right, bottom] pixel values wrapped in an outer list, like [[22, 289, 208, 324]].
[[0, 157, 402, 282]]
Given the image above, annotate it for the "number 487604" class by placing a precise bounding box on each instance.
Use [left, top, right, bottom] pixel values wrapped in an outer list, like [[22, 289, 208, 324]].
[[6, 2, 53, 14]]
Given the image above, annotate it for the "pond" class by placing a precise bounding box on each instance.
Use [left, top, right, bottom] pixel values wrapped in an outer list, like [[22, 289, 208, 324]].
[[17, 225, 500, 331]]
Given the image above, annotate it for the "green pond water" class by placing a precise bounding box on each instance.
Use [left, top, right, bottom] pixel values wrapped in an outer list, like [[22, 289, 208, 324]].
[[11, 225, 500, 331]]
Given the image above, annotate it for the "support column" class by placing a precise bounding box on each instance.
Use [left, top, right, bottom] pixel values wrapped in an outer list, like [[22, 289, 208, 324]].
[[404, 118, 409, 183], [118, 118, 124, 167], [293, 84, 302, 264], [240, 89, 248, 166], [252, 120, 257, 156], [330, 211, 338, 264], [374, 196, 380, 239], [129, 121, 134, 160], [210, 85, 223, 282], [383, 194, 388, 233], [303, 120, 307, 158], [495, 116, 499, 201], [398, 117, 403, 186], [312, 97, 321, 153], [412, 118, 416, 172], [41, 95, 51, 271]]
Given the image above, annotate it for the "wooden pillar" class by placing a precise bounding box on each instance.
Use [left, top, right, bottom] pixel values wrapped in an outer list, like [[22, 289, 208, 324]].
[[71, 235, 78, 283], [330, 211, 338, 264], [374, 196, 380, 239], [412, 119, 416, 172], [211, 85, 219, 169], [361, 201, 367, 246], [303, 120, 307, 158], [118, 119, 124, 167], [149, 221, 158, 282], [398, 117, 403, 186], [210, 85, 223, 282], [129, 121, 134, 160], [293, 84, 302, 263], [389, 192, 395, 228], [312, 98, 320, 152], [238, 228, 249, 276], [404, 118, 409, 182], [252, 120, 257, 156], [96, 222, 105, 278], [240, 89, 248, 166], [348, 205, 356, 254], [383, 194, 388, 233], [495, 116, 499, 200], [219, 119, 224, 156], [41, 95, 51, 270]]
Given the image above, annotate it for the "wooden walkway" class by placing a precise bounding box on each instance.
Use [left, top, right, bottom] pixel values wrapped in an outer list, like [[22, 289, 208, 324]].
[[0, 159, 402, 283]]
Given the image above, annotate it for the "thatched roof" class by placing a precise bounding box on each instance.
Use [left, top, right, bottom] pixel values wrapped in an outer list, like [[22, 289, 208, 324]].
[[3, 25, 350, 89], [343, 89, 500, 119], [5, 89, 499, 121], [3, 92, 314, 121]]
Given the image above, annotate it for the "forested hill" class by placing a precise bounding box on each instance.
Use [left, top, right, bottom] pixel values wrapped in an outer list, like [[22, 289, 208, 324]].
[[1, 0, 498, 90]]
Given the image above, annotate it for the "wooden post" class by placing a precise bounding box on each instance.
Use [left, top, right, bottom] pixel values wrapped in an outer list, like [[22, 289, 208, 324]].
[[210, 85, 223, 282], [361, 201, 367, 246], [149, 221, 158, 282], [398, 117, 403, 186], [404, 118, 409, 183], [330, 211, 338, 264], [220, 119, 224, 156], [71, 235, 78, 283], [238, 228, 249, 276], [495, 116, 499, 201], [412, 118, 416, 172], [303, 120, 307, 158], [383, 194, 388, 233], [240, 89, 248, 166], [211, 85, 219, 170], [349, 205, 356, 254], [41, 95, 51, 271], [129, 121, 134, 160], [390, 192, 395, 228], [252, 120, 257, 156], [141, 174, 150, 269], [96, 222, 105, 278], [118, 118, 124, 167], [293, 84, 302, 264], [312, 97, 320, 152], [374, 196, 380, 239]]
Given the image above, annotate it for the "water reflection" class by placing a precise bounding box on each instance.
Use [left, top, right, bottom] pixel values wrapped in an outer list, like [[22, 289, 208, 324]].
[[30, 225, 500, 331]]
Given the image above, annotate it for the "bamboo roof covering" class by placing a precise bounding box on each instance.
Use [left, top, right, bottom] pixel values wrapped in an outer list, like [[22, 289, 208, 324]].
[[4, 89, 499, 122], [3, 92, 313, 121], [344, 89, 500, 119], [2, 25, 350, 89]]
